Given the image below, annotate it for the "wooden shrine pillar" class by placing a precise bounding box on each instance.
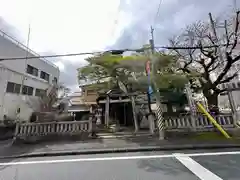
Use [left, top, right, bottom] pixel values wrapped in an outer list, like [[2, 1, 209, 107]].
[[131, 96, 139, 133], [105, 95, 110, 127], [88, 105, 93, 133]]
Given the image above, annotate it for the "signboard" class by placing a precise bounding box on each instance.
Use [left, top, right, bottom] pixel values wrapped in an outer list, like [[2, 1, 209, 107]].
[[148, 86, 153, 94], [145, 59, 153, 95], [145, 60, 151, 74]]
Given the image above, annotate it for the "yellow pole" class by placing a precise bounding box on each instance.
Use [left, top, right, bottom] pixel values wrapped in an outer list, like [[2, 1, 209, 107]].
[[196, 102, 231, 139]]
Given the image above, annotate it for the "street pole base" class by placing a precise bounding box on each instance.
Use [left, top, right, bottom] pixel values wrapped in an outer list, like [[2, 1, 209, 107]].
[[159, 131, 165, 140], [148, 114, 155, 135]]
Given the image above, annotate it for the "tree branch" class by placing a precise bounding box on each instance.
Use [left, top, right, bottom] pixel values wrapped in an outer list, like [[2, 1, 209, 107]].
[[197, 58, 213, 86], [208, 61, 220, 72], [213, 52, 233, 86], [233, 54, 240, 63], [206, 34, 218, 55], [171, 11, 240, 100], [198, 42, 218, 70], [229, 11, 240, 54], [219, 88, 228, 93], [219, 71, 239, 84]]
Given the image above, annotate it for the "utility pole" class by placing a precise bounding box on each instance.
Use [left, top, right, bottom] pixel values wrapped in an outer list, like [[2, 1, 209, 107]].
[[145, 59, 155, 134], [149, 26, 165, 140], [233, 0, 237, 12], [20, 24, 31, 95], [146, 61, 153, 114], [209, 13, 224, 64]]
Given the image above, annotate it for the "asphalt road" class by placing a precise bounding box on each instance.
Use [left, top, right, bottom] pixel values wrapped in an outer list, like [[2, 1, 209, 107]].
[[0, 149, 240, 180]]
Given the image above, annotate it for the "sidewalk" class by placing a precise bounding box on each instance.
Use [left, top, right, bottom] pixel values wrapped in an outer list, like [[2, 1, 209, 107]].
[[0, 134, 240, 159]]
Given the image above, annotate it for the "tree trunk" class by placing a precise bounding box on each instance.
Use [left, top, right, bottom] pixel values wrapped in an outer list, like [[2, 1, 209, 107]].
[[166, 103, 173, 115], [206, 93, 218, 107], [203, 92, 219, 114]]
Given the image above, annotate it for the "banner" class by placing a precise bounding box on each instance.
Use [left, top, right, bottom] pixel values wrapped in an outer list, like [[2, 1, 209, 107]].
[[145, 60, 153, 95]]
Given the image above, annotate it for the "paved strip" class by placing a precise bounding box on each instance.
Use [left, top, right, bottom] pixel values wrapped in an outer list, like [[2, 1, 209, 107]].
[[0, 154, 200, 180], [1, 150, 240, 166], [174, 153, 223, 180]]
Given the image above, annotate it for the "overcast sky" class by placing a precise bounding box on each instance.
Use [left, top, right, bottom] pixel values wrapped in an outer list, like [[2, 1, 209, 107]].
[[0, 0, 238, 92]]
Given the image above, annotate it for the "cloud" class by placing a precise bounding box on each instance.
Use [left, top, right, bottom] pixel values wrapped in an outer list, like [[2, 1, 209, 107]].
[[54, 61, 65, 71], [0, 17, 23, 42], [0, 0, 125, 91], [113, 0, 238, 49], [40, 51, 88, 91], [0, 0, 239, 92]]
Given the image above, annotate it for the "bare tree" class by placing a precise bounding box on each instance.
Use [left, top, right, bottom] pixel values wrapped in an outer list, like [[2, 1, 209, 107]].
[[170, 11, 240, 109], [58, 83, 71, 98]]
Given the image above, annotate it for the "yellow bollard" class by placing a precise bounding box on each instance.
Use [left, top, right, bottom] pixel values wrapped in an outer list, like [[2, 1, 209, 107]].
[[196, 102, 231, 139]]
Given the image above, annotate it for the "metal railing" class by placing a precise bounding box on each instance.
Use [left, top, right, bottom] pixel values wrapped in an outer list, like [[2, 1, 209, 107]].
[[15, 120, 90, 137], [165, 115, 234, 130], [0, 30, 58, 69]]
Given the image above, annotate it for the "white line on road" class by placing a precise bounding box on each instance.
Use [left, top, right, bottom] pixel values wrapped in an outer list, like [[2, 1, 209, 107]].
[[0, 151, 240, 166], [174, 153, 223, 180], [0, 154, 174, 166], [182, 151, 240, 157]]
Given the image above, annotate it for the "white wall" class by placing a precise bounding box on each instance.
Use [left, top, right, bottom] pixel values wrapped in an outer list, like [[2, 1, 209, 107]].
[[0, 64, 52, 92], [0, 65, 51, 121], [0, 32, 61, 123]]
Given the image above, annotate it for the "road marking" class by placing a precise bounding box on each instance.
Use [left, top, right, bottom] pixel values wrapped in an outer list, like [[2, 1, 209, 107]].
[[182, 151, 240, 157], [0, 154, 174, 166], [0, 151, 240, 166], [174, 153, 223, 180]]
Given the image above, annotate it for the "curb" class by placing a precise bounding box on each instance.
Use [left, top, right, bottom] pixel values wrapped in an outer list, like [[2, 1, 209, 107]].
[[97, 133, 153, 139], [1, 143, 240, 159]]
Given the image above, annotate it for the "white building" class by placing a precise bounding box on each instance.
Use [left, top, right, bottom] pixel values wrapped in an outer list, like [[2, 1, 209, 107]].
[[218, 63, 240, 110], [0, 30, 60, 124], [216, 44, 240, 110]]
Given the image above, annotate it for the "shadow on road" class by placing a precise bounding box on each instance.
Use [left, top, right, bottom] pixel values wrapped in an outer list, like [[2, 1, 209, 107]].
[[192, 155, 240, 180], [0, 135, 105, 171], [137, 157, 191, 175]]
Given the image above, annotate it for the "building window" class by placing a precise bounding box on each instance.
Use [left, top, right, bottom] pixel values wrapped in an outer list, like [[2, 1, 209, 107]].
[[237, 82, 240, 88], [22, 85, 33, 95], [27, 65, 38, 77], [52, 77, 58, 84], [40, 71, 50, 82], [6, 82, 21, 94], [35, 89, 46, 97]]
